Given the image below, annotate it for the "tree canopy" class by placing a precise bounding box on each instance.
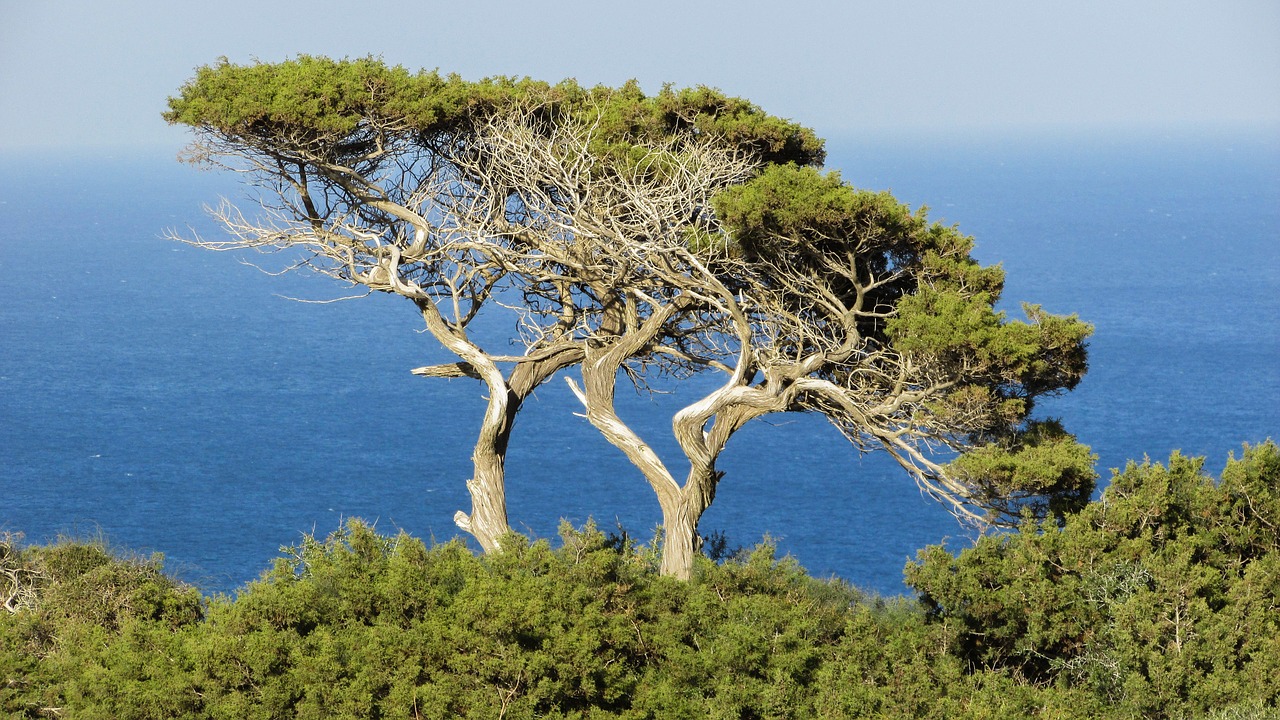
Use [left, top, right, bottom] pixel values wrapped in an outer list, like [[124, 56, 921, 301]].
[[713, 163, 1094, 521], [164, 55, 824, 169]]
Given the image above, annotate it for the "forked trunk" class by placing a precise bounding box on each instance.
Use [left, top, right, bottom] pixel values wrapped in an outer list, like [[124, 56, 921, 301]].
[[437, 348, 584, 554]]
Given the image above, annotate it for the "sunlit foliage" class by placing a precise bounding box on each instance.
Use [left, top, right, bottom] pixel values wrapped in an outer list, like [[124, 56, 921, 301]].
[[3, 442, 1275, 718]]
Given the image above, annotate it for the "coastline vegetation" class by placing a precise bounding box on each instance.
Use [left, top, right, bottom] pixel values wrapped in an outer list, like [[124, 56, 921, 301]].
[[3, 442, 1276, 719], [3, 56, 1269, 718]]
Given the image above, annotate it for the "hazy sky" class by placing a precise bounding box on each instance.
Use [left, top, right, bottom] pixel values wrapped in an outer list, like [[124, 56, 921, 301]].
[[1, 1, 1277, 150]]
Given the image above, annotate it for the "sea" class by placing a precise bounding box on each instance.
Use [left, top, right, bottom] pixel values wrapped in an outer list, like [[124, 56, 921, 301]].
[[2, 129, 1277, 597]]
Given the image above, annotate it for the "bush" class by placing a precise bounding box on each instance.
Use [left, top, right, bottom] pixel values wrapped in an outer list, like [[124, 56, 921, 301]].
[[906, 441, 1280, 718], [3, 444, 1275, 718], [187, 521, 862, 719], [0, 533, 204, 718]]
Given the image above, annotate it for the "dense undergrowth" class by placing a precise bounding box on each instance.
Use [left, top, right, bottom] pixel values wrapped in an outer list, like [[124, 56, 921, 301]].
[[3, 442, 1277, 719]]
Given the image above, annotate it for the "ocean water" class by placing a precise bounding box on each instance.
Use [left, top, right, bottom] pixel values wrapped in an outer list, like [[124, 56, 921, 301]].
[[2, 130, 1277, 596]]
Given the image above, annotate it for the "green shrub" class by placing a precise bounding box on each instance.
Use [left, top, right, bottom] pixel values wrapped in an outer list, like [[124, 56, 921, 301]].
[[185, 521, 862, 719], [0, 533, 204, 718], [907, 441, 1280, 718], [3, 444, 1275, 718]]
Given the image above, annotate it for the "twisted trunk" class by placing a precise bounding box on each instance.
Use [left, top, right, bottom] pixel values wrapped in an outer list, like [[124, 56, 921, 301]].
[[657, 467, 719, 580], [458, 382, 519, 553], [416, 299, 582, 553], [660, 373, 798, 578]]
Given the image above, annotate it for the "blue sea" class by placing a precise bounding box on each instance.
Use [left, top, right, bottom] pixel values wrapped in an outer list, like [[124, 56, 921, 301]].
[[2, 130, 1277, 596]]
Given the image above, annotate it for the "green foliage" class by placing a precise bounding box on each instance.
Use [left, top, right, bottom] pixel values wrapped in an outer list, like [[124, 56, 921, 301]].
[[948, 420, 1099, 520], [183, 522, 863, 719], [4, 465, 1277, 719], [0, 533, 204, 718], [714, 162, 1095, 524], [907, 441, 1280, 718], [713, 162, 1090, 402], [165, 56, 824, 171], [714, 164, 988, 328], [586, 81, 826, 168]]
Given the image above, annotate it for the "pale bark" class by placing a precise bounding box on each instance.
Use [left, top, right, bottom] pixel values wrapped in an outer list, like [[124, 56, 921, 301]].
[[657, 496, 701, 581], [462, 108, 776, 577], [415, 296, 584, 551]]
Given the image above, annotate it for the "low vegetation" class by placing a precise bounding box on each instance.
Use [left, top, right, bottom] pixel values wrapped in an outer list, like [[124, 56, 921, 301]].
[[3, 442, 1277, 719]]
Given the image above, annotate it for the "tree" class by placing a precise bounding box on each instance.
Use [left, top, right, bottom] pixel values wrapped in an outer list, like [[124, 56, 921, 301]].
[[167, 57, 1094, 580], [164, 56, 822, 555]]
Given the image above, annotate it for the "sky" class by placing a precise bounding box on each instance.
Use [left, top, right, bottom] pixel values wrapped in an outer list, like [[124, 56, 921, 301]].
[[0, 1, 1277, 151]]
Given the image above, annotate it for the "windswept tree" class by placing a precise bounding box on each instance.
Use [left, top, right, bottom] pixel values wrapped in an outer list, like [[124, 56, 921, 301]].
[[167, 56, 1093, 580], [164, 56, 822, 554]]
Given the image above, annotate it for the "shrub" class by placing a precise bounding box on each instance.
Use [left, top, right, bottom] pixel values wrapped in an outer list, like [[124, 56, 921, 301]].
[[3, 444, 1275, 718], [906, 441, 1280, 718], [0, 533, 204, 718]]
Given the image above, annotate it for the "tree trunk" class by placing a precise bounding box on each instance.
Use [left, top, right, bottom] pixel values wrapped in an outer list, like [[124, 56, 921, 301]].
[[415, 300, 521, 553], [657, 467, 719, 580], [456, 387, 521, 553], [661, 385, 770, 579], [659, 498, 700, 581], [417, 334, 584, 554]]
